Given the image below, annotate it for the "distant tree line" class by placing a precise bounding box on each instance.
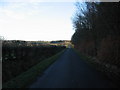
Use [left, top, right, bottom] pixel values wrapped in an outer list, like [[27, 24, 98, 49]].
[[50, 40, 70, 44], [71, 2, 120, 67]]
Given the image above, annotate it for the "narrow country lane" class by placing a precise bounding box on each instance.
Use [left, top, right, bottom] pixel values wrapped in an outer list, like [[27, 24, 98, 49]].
[[29, 48, 116, 88]]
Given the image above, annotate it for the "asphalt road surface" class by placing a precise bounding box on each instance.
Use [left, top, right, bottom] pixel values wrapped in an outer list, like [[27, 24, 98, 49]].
[[29, 48, 116, 88]]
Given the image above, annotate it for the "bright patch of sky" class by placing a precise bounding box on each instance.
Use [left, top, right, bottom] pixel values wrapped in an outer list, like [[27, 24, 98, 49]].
[[0, 0, 77, 41]]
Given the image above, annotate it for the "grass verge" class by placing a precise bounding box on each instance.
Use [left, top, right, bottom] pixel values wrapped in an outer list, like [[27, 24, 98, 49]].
[[3, 49, 65, 88], [73, 49, 99, 74], [73, 48, 100, 68], [73, 48, 119, 88]]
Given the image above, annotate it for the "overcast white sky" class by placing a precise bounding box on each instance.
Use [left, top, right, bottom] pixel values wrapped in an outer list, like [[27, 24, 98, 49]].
[[0, 0, 77, 41]]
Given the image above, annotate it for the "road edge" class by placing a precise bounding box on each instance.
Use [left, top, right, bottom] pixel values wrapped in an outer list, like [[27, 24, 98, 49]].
[[73, 48, 119, 88], [2, 49, 66, 88]]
